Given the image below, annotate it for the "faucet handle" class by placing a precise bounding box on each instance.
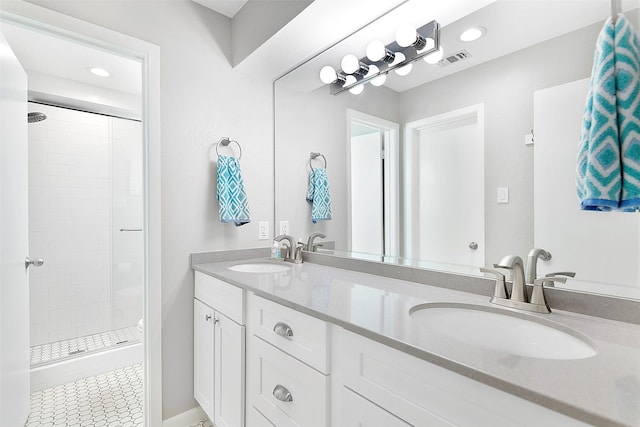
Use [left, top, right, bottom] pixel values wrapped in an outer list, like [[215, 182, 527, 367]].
[[531, 277, 567, 313], [545, 272, 576, 278], [480, 267, 508, 299]]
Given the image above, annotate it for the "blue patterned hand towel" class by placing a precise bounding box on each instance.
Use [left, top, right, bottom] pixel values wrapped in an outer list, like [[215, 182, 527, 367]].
[[577, 15, 640, 210], [217, 155, 250, 226], [306, 168, 332, 223]]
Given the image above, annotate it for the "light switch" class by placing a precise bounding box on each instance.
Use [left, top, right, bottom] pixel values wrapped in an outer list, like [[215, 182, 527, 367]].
[[497, 187, 509, 204], [258, 221, 269, 240]]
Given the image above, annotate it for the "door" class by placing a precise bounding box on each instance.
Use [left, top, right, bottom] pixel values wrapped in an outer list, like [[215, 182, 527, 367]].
[[0, 31, 30, 426], [407, 105, 485, 267], [214, 312, 245, 427], [194, 299, 215, 421]]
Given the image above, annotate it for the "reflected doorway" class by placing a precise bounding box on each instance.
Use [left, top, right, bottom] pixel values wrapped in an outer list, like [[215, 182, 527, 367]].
[[347, 110, 400, 257]]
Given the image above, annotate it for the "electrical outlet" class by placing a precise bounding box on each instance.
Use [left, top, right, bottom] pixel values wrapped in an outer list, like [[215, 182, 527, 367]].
[[279, 220, 289, 235], [258, 221, 269, 240]]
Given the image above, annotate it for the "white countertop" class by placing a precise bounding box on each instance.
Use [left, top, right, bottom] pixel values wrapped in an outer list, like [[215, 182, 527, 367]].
[[193, 258, 640, 427]]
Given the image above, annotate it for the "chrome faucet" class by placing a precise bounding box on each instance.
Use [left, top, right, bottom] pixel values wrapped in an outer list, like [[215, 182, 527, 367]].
[[305, 232, 326, 252], [275, 234, 302, 264], [495, 255, 527, 302], [525, 248, 552, 284]]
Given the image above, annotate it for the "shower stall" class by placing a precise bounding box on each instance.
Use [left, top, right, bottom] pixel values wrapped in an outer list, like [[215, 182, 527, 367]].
[[27, 102, 143, 389]]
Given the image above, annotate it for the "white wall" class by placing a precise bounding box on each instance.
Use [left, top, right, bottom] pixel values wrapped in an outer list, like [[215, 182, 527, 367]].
[[25, 0, 275, 418]]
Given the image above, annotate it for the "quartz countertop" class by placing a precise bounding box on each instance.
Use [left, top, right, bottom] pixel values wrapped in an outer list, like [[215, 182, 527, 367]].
[[192, 258, 640, 427]]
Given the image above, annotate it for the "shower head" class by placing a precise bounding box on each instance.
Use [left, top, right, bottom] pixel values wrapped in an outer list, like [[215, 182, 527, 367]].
[[28, 112, 47, 123]]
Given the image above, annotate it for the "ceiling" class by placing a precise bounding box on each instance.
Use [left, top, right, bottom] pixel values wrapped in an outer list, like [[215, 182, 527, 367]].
[[192, 0, 248, 18], [277, 0, 624, 94], [1, 22, 142, 97]]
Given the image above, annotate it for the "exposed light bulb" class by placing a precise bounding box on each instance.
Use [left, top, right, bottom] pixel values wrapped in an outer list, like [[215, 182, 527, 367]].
[[396, 23, 418, 48], [341, 54, 360, 74], [424, 46, 444, 64], [366, 40, 386, 62], [349, 84, 364, 95], [460, 26, 486, 42], [390, 51, 405, 67], [320, 65, 337, 84], [394, 62, 413, 77], [366, 64, 386, 87], [343, 75, 357, 88]]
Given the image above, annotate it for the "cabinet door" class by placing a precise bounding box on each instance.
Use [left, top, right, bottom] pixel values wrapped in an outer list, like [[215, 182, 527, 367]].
[[194, 299, 215, 421], [214, 312, 245, 427]]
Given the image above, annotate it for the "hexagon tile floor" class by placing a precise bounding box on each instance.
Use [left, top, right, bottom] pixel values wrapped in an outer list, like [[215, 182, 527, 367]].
[[23, 362, 214, 427], [24, 363, 143, 427]]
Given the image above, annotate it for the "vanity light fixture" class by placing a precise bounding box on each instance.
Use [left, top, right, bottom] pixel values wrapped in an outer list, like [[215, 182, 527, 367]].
[[424, 46, 444, 64], [460, 26, 486, 42], [319, 20, 440, 95], [88, 67, 110, 77]]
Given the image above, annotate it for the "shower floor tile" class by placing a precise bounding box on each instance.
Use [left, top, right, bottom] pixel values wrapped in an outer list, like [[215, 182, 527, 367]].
[[24, 363, 143, 427], [31, 326, 139, 366]]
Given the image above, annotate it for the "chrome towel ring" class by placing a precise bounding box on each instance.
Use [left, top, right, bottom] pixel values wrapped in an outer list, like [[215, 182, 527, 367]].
[[308, 152, 327, 170], [216, 137, 242, 160]]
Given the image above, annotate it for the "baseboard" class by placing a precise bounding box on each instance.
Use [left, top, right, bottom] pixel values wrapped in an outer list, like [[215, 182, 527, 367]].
[[163, 406, 207, 427]]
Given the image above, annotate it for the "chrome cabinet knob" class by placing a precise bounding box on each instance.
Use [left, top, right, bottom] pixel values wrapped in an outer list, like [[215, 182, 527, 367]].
[[468, 242, 478, 250], [273, 322, 293, 338], [205, 314, 212, 321], [272, 384, 293, 402], [25, 257, 44, 269]]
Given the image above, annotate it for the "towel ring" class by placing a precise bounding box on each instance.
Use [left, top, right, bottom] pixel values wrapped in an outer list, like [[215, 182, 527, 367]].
[[308, 152, 327, 170], [216, 137, 242, 160]]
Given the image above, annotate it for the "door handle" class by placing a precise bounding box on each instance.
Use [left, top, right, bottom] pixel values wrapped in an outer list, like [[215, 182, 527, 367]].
[[25, 257, 44, 269]]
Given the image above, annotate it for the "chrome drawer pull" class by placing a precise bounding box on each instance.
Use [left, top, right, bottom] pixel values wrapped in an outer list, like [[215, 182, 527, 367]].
[[273, 384, 293, 402], [273, 322, 294, 338]]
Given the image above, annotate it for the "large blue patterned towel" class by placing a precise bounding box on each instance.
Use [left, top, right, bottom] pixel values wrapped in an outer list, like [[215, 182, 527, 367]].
[[577, 15, 640, 211], [306, 168, 332, 223], [217, 155, 250, 226]]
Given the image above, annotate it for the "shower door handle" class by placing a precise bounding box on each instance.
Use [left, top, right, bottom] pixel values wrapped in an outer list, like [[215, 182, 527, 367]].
[[25, 257, 44, 269]]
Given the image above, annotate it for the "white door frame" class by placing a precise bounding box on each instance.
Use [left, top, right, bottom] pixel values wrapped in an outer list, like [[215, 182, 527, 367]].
[[0, 4, 162, 426], [346, 109, 400, 257], [404, 103, 484, 261]]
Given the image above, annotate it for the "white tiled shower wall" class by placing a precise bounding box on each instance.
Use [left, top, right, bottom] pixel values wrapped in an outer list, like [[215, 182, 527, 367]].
[[28, 103, 142, 347]]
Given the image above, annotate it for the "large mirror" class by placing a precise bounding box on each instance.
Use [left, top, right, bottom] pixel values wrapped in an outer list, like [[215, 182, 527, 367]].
[[275, 0, 640, 300]]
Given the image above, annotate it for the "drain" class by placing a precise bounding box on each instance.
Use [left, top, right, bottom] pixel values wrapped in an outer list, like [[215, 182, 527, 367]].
[[116, 340, 128, 345], [69, 349, 85, 355]]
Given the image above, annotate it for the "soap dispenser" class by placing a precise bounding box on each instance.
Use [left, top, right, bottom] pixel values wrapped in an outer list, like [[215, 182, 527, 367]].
[[271, 241, 282, 260]]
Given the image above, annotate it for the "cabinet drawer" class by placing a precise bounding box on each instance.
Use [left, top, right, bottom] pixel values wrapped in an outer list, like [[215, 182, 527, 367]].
[[249, 336, 329, 427], [341, 387, 411, 427], [338, 328, 589, 427], [249, 293, 329, 373], [195, 271, 244, 324], [247, 406, 275, 427]]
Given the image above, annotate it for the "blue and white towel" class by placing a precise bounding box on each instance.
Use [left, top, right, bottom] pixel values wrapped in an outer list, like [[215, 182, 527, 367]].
[[217, 155, 250, 226], [306, 168, 332, 223], [577, 14, 640, 211]]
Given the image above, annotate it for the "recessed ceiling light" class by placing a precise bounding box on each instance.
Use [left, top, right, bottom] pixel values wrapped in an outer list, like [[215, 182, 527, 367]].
[[459, 26, 486, 42], [88, 67, 110, 77]]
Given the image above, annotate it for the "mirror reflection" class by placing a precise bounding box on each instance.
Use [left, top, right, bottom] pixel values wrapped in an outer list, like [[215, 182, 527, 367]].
[[275, 0, 640, 300]]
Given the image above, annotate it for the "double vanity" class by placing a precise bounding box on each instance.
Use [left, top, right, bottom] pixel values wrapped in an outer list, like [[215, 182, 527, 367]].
[[191, 249, 640, 427]]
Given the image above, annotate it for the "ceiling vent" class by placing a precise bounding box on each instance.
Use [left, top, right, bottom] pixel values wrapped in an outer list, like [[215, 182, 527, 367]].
[[437, 49, 472, 67]]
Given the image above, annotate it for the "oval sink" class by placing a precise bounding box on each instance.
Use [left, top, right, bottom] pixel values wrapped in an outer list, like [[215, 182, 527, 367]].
[[228, 263, 291, 273], [410, 303, 596, 360]]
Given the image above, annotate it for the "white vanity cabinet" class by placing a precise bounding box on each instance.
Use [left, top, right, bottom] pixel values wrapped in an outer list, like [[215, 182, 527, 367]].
[[247, 293, 331, 427], [193, 271, 245, 427], [333, 328, 591, 427]]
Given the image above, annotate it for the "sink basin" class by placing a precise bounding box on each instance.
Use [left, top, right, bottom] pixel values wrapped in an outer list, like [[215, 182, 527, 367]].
[[409, 303, 597, 360], [228, 263, 291, 273]]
